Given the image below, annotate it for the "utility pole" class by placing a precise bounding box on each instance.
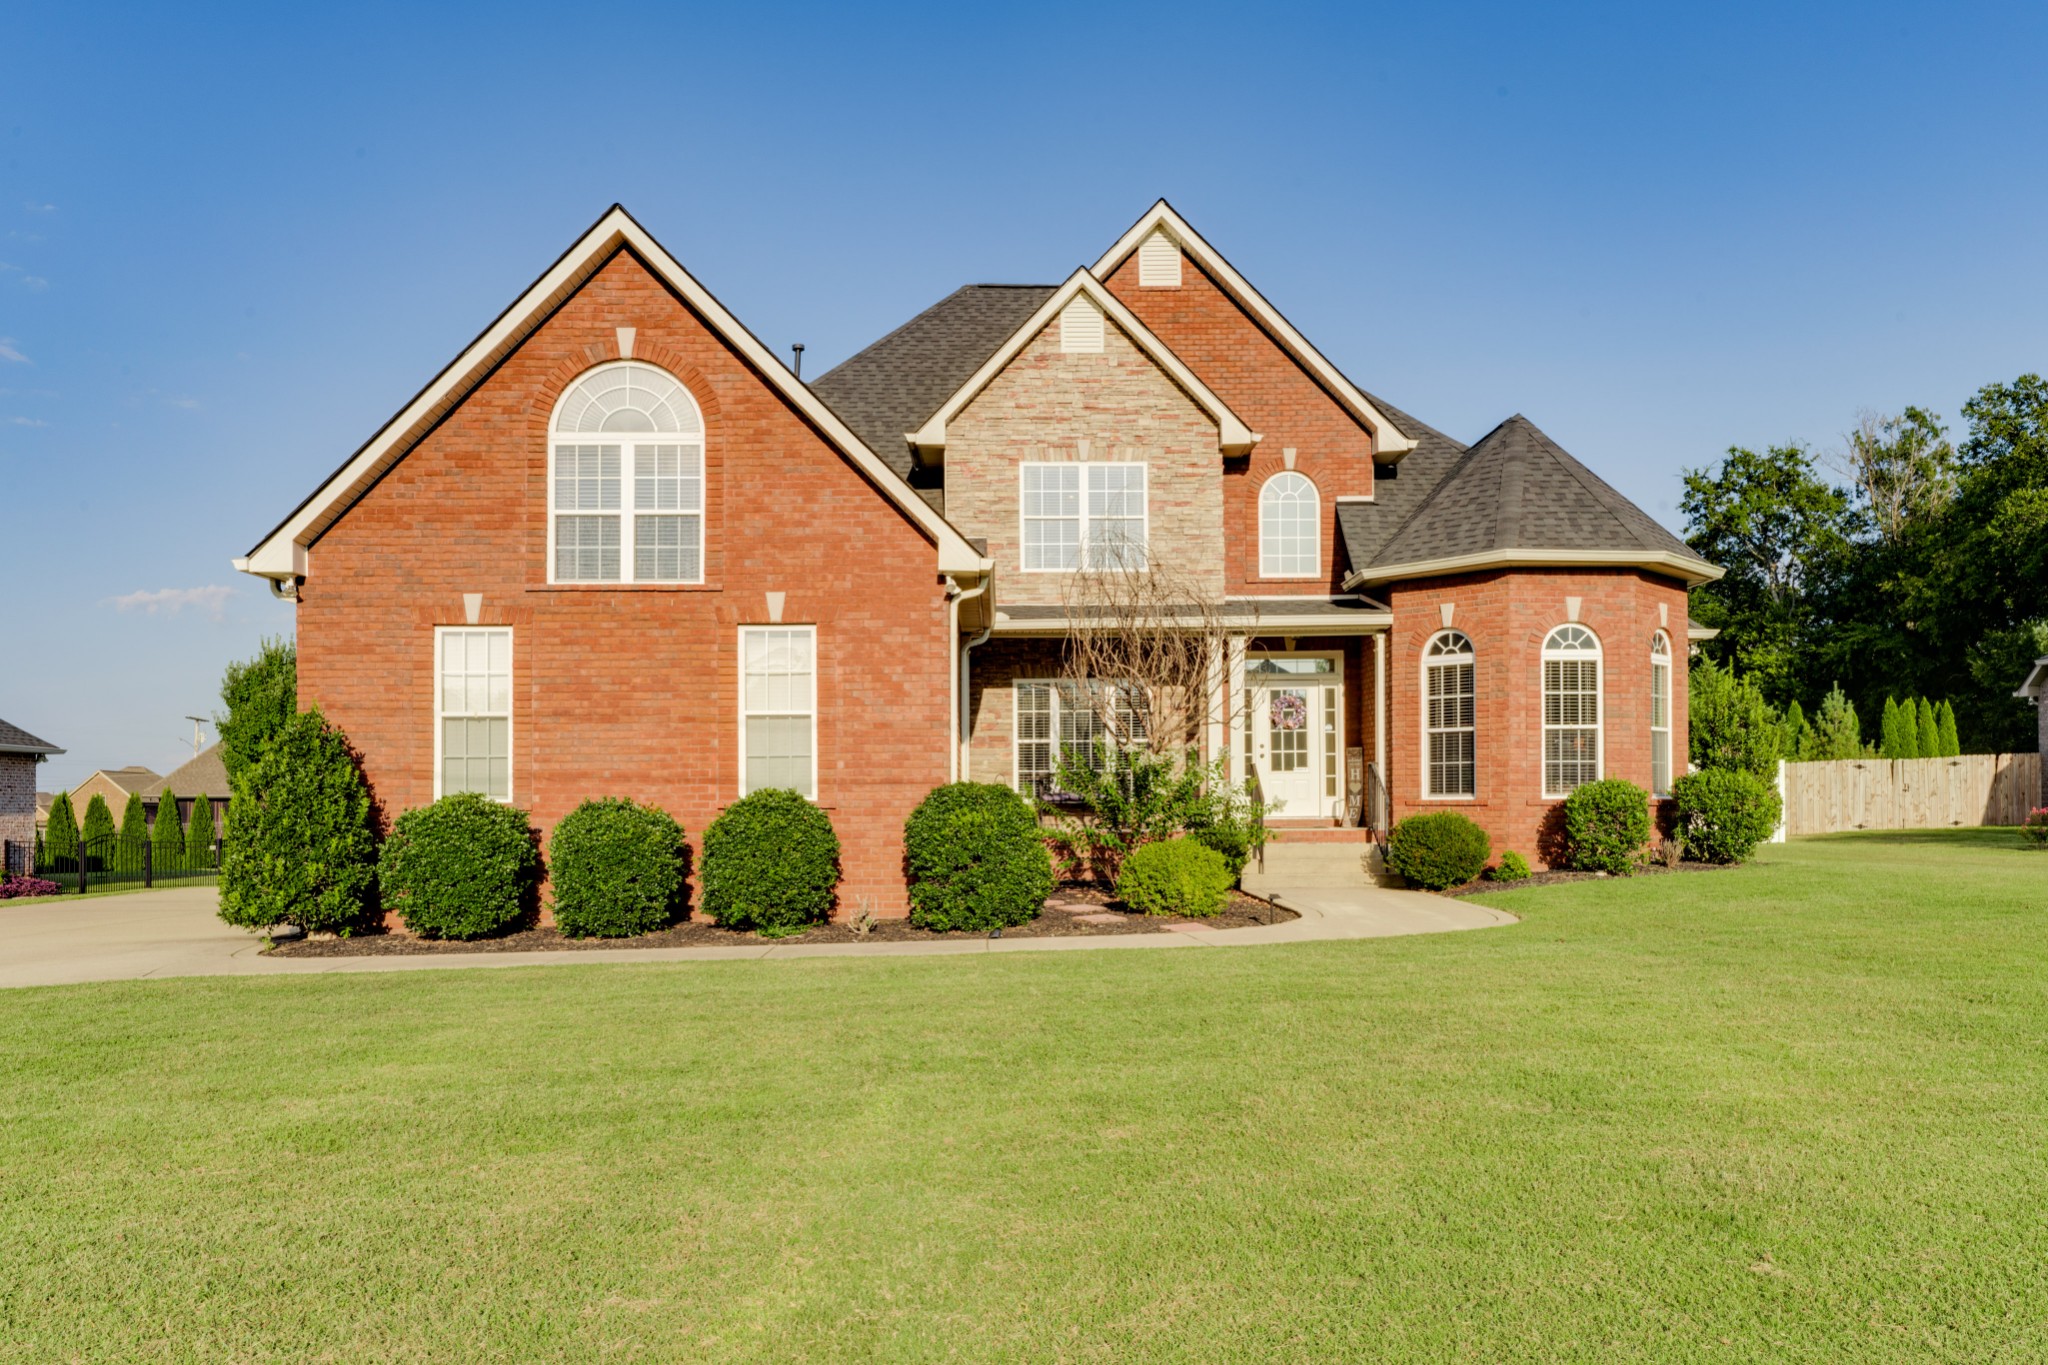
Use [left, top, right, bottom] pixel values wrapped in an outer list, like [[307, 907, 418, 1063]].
[[182, 716, 209, 759]]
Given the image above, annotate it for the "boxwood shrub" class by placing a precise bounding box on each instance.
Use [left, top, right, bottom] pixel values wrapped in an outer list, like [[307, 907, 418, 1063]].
[[1561, 778, 1651, 875], [1670, 768, 1781, 864], [701, 788, 839, 935], [904, 782, 1052, 931], [1386, 812, 1491, 890], [378, 793, 541, 940], [1115, 837, 1234, 917], [1487, 850, 1532, 882], [549, 797, 690, 938]]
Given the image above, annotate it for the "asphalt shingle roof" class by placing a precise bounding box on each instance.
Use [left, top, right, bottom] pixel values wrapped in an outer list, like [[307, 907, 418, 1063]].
[[140, 743, 229, 803], [0, 717, 62, 755]]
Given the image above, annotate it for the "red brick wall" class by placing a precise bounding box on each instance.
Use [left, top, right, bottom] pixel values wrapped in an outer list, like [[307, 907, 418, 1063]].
[[1383, 568, 1692, 866], [297, 249, 951, 919], [1103, 247, 1378, 596]]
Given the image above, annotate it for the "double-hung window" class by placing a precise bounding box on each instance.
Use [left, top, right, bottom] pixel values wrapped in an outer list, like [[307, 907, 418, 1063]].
[[1020, 463, 1148, 570], [741, 627, 816, 798], [1650, 631, 1672, 796], [550, 362, 704, 584], [1542, 625, 1602, 796], [1424, 630, 1476, 797], [1014, 679, 1145, 797], [438, 627, 512, 801]]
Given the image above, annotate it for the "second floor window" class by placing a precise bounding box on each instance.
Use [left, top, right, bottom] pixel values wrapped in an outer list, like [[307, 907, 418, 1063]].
[[550, 361, 705, 584], [1259, 471, 1320, 577], [1021, 463, 1148, 571]]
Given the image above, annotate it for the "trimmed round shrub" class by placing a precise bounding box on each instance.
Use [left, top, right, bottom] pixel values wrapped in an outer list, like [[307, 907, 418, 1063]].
[[549, 798, 690, 938], [701, 789, 839, 935], [1671, 768, 1781, 864], [904, 782, 1052, 932], [1561, 779, 1651, 875], [378, 793, 542, 940], [1487, 850, 1531, 882], [1188, 821, 1253, 881], [1115, 837, 1234, 917], [218, 707, 376, 934], [1387, 812, 1491, 890]]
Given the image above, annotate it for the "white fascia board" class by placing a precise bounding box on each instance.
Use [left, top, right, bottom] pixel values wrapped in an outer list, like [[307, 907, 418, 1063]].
[[239, 206, 986, 581], [908, 269, 1256, 457], [2015, 656, 2048, 699], [1342, 548, 1726, 591], [1687, 622, 1721, 642], [1091, 201, 1419, 460]]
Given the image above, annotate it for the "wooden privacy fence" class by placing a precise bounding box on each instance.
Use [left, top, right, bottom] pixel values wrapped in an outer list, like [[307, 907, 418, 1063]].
[[1780, 753, 2043, 836]]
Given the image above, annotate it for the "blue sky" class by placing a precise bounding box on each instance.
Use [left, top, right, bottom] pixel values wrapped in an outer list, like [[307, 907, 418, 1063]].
[[3, 0, 2044, 791]]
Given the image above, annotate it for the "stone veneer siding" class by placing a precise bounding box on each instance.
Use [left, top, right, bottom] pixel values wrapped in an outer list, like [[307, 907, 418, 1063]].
[[941, 311, 1224, 605]]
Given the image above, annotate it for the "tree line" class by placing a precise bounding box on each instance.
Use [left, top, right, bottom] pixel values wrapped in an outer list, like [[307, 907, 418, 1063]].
[[1682, 374, 2048, 754]]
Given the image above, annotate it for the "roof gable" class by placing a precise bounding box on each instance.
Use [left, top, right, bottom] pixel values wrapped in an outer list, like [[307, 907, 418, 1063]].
[[237, 206, 990, 583], [1091, 201, 1417, 460], [140, 743, 228, 802]]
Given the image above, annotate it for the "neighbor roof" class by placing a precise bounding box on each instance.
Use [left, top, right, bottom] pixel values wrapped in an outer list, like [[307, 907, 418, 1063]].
[[141, 742, 229, 803], [76, 766, 161, 797], [1342, 415, 1721, 588], [0, 717, 63, 756]]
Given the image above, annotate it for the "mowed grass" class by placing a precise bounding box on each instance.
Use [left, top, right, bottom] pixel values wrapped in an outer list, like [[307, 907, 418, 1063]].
[[3, 832, 2045, 1362]]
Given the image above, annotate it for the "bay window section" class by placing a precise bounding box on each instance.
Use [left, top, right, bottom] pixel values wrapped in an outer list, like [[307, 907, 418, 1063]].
[[1651, 631, 1672, 796], [1424, 630, 1476, 797], [742, 627, 816, 798], [438, 627, 512, 802], [1542, 625, 1602, 797]]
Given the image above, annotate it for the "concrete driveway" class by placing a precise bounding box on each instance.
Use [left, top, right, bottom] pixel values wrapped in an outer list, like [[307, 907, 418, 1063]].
[[0, 884, 1514, 990]]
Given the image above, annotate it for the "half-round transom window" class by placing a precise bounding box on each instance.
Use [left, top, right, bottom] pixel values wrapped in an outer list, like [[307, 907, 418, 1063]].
[[1259, 472, 1320, 577], [548, 362, 706, 584], [554, 361, 703, 435]]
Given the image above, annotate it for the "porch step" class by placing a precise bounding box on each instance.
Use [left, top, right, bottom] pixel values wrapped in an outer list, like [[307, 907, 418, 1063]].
[[1265, 826, 1377, 844], [1243, 837, 1391, 894]]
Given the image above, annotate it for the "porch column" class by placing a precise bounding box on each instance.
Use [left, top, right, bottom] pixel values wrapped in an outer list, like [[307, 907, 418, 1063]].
[[1226, 634, 1248, 787]]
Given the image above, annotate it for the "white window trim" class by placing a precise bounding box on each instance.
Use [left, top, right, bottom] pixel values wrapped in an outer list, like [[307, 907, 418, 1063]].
[[1651, 631, 1673, 797], [1421, 630, 1476, 800], [545, 360, 707, 587], [1541, 624, 1603, 799], [433, 625, 514, 803], [738, 625, 819, 800], [1258, 470, 1321, 579], [1017, 461, 1150, 573]]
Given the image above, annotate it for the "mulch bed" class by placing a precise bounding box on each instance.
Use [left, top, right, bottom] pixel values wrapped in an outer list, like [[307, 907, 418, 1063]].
[[1437, 860, 1733, 896], [265, 886, 1295, 957]]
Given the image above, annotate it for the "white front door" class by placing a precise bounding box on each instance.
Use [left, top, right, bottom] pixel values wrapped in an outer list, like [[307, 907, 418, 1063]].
[[1247, 655, 1342, 819]]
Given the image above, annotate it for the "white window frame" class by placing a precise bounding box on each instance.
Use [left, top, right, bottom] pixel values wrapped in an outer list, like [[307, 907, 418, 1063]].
[[738, 626, 818, 799], [1018, 462, 1149, 572], [1012, 679, 1145, 798], [1542, 624, 1603, 798], [433, 626, 514, 803], [1651, 630, 1672, 797], [546, 360, 706, 586], [1422, 630, 1476, 799], [1258, 471, 1321, 578]]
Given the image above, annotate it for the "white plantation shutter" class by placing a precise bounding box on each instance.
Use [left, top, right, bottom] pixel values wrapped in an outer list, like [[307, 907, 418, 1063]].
[[1059, 296, 1105, 353], [1137, 230, 1182, 288]]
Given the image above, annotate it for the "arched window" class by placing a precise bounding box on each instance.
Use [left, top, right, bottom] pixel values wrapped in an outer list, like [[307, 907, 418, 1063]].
[[1542, 625, 1602, 796], [1650, 631, 1672, 796], [548, 361, 704, 583], [1259, 472, 1319, 577], [1424, 630, 1476, 797]]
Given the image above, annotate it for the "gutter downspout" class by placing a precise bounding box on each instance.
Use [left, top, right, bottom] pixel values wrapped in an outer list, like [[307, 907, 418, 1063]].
[[950, 573, 992, 782]]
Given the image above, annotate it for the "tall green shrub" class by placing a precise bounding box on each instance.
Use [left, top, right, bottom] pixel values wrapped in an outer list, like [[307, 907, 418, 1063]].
[[1807, 684, 1863, 760], [151, 790, 185, 866], [1782, 700, 1810, 760], [378, 793, 541, 940], [549, 797, 690, 938], [186, 792, 216, 860], [217, 638, 297, 786], [119, 790, 149, 845], [1688, 656, 1784, 778], [1916, 698, 1940, 759], [1936, 701, 1961, 757], [1561, 779, 1652, 875], [1671, 768, 1781, 864], [44, 792, 78, 861], [217, 708, 376, 934], [80, 794, 115, 845], [904, 783, 1052, 932], [701, 789, 839, 935], [1880, 697, 1917, 758]]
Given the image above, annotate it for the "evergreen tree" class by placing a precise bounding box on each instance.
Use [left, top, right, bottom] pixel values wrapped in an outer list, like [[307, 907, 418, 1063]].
[[1688, 656, 1786, 778], [1936, 700, 1961, 757], [152, 789, 186, 866], [218, 638, 297, 787], [81, 794, 116, 846], [186, 793, 217, 865], [1879, 697, 1904, 758], [33, 830, 45, 871], [1810, 684, 1863, 760], [45, 792, 78, 861], [1783, 699, 1810, 759], [119, 790, 149, 844], [1916, 697, 1940, 758], [218, 709, 375, 933]]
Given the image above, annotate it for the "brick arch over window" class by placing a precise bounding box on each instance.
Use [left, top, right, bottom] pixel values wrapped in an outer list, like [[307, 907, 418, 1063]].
[[545, 360, 707, 584]]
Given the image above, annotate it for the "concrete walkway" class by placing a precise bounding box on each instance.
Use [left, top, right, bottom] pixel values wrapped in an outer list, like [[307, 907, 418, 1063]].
[[0, 885, 1515, 990]]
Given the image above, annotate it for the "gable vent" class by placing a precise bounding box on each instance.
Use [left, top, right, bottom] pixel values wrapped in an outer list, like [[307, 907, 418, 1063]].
[[1059, 296, 1105, 353], [1137, 230, 1182, 288]]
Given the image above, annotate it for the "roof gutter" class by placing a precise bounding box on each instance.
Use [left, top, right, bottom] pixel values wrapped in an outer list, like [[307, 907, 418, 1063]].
[[1343, 548, 1725, 592]]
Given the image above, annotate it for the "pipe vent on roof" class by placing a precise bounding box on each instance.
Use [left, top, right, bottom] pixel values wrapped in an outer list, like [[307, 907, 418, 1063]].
[[1059, 296, 1105, 353]]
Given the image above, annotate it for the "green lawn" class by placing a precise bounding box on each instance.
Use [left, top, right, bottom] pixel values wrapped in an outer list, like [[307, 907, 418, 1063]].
[[3, 831, 2044, 1362]]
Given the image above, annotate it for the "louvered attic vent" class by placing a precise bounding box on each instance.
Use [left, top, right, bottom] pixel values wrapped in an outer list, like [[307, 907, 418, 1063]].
[[1137, 230, 1181, 287], [1059, 296, 1105, 353]]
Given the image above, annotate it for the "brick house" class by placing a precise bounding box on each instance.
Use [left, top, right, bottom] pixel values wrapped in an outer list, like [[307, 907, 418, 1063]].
[[0, 717, 63, 875], [236, 202, 1720, 915]]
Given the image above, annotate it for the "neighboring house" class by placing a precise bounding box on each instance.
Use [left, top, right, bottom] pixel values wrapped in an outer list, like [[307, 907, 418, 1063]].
[[140, 742, 230, 840], [234, 202, 1721, 914], [0, 717, 64, 875], [2016, 655, 2048, 807], [67, 767, 162, 828]]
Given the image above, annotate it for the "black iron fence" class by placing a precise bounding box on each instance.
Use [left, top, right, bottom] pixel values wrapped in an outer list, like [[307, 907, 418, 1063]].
[[30, 834, 223, 892]]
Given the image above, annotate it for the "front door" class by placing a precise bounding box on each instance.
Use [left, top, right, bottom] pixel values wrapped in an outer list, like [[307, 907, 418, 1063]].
[[1247, 654, 1342, 819]]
